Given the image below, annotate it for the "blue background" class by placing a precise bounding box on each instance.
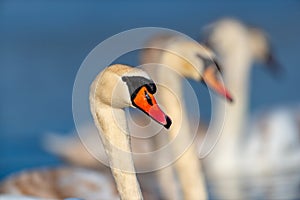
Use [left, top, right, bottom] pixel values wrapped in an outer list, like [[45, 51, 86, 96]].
[[1, 1, 299, 179]]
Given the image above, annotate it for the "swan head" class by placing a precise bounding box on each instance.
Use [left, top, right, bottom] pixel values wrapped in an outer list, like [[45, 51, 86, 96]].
[[202, 18, 250, 60], [162, 38, 233, 102], [248, 27, 281, 73], [202, 18, 281, 74], [90, 64, 172, 129]]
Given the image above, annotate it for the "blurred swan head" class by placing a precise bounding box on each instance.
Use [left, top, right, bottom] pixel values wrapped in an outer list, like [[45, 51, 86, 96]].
[[202, 18, 250, 60], [248, 27, 281, 74], [141, 34, 234, 101], [202, 18, 281, 74]]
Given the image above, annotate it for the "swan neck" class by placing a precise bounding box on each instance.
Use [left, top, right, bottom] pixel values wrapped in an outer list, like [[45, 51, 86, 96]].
[[215, 56, 251, 149], [157, 53, 208, 200], [91, 101, 143, 200]]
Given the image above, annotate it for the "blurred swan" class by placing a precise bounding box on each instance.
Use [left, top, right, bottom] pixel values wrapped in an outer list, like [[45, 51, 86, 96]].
[[202, 18, 300, 199], [200, 19, 255, 199], [202, 18, 269, 179], [140, 34, 232, 200], [43, 119, 159, 172], [0, 167, 118, 200], [245, 107, 300, 199], [247, 107, 300, 173], [44, 124, 106, 170]]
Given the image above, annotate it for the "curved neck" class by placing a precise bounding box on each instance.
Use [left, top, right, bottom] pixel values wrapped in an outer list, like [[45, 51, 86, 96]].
[[91, 99, 142, 200]]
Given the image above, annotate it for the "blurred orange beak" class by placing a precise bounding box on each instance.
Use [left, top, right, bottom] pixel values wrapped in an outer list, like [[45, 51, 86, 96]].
[[132, 86, 172, 129], [203, 66, 233, 102]]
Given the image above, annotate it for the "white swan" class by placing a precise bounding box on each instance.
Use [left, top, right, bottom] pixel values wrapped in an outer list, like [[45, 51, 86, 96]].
[[3, 65, 172, 200], [201, 18, 257, 181], [89, 64, 172, 200], [140, 35, 233, 200], [44, 37, 232, 200], [245, 107, 300, 199], [0, 167, 118, 200], [201, 18, 298, 199]]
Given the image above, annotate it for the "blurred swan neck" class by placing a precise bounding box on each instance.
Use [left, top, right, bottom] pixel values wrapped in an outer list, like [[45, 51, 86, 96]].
[[214, 55, 251, 151], [156, 65, 190, 140]]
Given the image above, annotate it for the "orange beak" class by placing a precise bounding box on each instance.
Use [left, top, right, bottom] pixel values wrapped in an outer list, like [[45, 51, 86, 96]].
[[202, 65, 233, 102], [132, 86, 172, 129]]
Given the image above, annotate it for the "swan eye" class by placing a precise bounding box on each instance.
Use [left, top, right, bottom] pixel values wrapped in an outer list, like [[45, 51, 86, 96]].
[[196, 53, 222, 73], [144, 91, 153, 106], [146, 83, 156, 94]]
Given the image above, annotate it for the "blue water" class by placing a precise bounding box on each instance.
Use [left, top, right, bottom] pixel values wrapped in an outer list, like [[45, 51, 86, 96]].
[[1, 0, 300, 180]]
